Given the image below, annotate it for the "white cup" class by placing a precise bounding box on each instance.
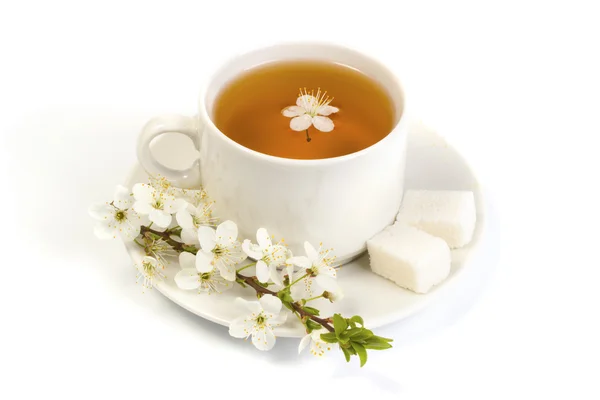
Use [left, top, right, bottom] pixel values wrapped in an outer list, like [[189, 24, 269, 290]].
[[137, 43, 407, 263]]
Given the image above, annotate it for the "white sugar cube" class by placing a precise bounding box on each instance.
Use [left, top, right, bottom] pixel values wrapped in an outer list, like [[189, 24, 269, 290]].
[[396, 190, 476, 248], [367, 223, 451, 294]]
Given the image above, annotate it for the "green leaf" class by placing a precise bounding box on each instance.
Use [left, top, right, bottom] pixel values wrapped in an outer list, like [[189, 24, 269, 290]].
[[341, 346, 351, 362], [363, 342, 393, 350], [320, 332, 338, 343], [306, 319, 322, 331], [350, 329, 374, 342], [333, 314, 348, 337], [350, 316, 364, 326], [346, 328, 364, 337], [276, 290, 294, 303], [369, 335, 393, 343], [234, 278, 247, 288], [302, 306, 320, 316], [338, 332, 350, 344], [351, 342, 368, 367], [363, 336, 393, 350]]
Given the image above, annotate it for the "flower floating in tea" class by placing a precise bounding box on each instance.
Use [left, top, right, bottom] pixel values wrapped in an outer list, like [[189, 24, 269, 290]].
[[281, 88, 339, 142]]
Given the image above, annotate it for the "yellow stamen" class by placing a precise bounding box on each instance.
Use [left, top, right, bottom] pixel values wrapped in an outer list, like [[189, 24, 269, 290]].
[[297, 87, 334, 117]]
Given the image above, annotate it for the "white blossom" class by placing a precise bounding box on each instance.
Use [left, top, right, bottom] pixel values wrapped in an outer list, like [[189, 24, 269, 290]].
[[288, 242, 339, 299], [174, 251, 231, 294], [176, 200, 216, 245], [229, 295, 287, 351], [242, 228, 289, 286], [281, 88, 339, 132], [136, 256, 165, 291], [132, 183, 186, 228], [89, 185, 141, 241], [195, 220, 247, 281]]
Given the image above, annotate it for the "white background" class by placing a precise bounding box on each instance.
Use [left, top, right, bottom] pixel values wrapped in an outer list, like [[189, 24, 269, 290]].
[[1, 1, 599, 399]]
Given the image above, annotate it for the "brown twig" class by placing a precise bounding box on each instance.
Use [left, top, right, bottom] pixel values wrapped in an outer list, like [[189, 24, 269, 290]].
[[140, 226, 190, 253]]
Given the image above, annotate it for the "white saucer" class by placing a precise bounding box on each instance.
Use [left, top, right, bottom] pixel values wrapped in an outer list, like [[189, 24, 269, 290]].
[[124, 118, 485, 338]]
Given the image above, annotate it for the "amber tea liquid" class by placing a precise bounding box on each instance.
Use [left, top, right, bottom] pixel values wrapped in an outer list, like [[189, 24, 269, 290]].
[[213, 61, 395, 160]]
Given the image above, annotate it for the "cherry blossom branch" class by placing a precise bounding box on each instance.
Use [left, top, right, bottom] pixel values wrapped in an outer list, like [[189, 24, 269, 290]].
[[138, 226, 335, 333], [92, 181, 394, 366]]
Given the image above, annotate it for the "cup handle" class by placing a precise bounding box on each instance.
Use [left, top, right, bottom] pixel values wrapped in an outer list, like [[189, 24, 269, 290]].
[[136, 114, 203, 189]]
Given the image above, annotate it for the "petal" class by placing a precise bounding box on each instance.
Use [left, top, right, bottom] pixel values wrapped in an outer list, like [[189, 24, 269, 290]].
[[296, 94, 317, 107], [281, 105, 306, 117], [236, 297, 262, 314], [269, 265, 283, 287], [311, 328, 328, 339], [88, 203, 113, 220], [132, 201, 154, 215], [252, 328, 276, 351], [259, 294, 282, 315], [290, 277, 315, 301], [199, 273, 232, 293], [181, 189, 204, 205], [149, 209, 172, 228], [270, 245, 289, 267], [320, 266, 337, 278], [256, 228, 272, 249], [229, 316, 254, 339], [216, 261, 236, 282], [132, 183, 155, 203], [255, 260, 270, 283], [304, 242, 319, 262], [165, 197, 187, 214], [310, 339, 328, 356], [179, 251, 196, 270], [142, 256, 159, 267], [316, 274, 339, 292], [316, 105, 339, 116], [312, 116, 334, 132], [198, 226, 217, 252], [119, 220, 141, 241], [175, 209, 194, 229], [216, 220, 238, 245], [174, 268, 201, 290], [195, 250, 215, 273], [287, 256, 311, 269], [269, 312, 287, 327], [290, 114, 313, 131], [180, 228, 200, 245], [93, 222, 117, 239], [330, 287, 344, 302], [242, 240, 263, 260], [298, 334, 311, 354], [113, 185, 134, 209], [229, 242, 248, 263]]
